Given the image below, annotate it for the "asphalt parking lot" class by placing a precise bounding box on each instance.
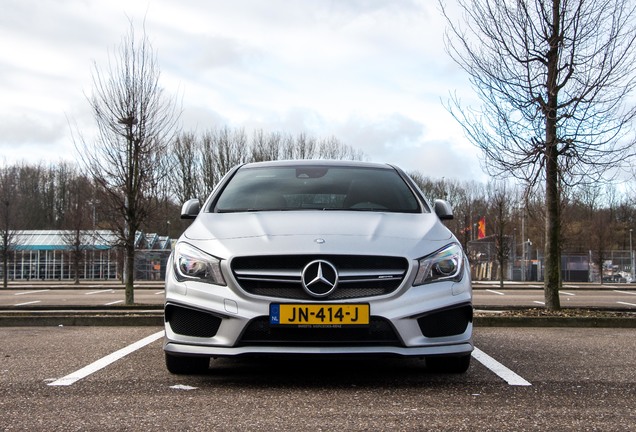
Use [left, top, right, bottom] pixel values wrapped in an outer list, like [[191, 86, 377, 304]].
[[1, 326, 635, 431]]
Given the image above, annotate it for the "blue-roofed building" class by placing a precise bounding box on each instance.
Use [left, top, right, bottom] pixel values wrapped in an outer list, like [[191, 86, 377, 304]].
[[3, 230, 172, 281]]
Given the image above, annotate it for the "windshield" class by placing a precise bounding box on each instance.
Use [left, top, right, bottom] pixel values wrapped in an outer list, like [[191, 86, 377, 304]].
[[213, 165, 422, 213]]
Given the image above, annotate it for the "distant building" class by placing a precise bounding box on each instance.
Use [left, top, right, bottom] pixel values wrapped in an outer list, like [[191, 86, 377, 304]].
[[1, 230, 172, 281]]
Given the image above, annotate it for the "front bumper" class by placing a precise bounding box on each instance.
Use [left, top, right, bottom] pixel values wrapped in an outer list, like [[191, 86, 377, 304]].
[[163, 274, 473, 358]]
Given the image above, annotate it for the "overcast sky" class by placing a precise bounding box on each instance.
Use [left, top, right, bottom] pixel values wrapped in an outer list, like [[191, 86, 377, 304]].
[[1, 0, 486, 181]]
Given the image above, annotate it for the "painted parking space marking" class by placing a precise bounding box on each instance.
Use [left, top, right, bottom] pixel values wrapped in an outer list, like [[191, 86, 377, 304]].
[[617, 301, 636, 307], [48, 330, 164, 386], [486, 289, 505, 296], [614, 290, 636, 296], [533, 301, 545, 305], [15, 300, 41, 306], [472, 347, 531, 386], [86, 289, 115, 295], [104, 300, 124, 306], [560, 291, 576, 296], [14, 289, 50, 296]]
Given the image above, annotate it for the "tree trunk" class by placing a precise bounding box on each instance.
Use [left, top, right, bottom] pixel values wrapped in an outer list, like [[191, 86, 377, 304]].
[[544, 142, 561, 309], [2, 255, 7, 289], [124, 225, 135, 305], [2, 232, 8, 289]]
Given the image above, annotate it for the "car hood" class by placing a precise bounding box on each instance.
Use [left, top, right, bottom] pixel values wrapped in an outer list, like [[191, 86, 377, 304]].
[[182, 211, 455, 258]]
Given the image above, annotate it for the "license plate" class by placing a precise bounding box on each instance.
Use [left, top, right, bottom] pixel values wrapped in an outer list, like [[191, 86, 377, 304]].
[[270, 304, 370, 327]]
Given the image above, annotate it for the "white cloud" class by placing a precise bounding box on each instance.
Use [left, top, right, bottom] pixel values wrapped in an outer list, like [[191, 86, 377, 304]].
[[0, 0, 484, 181]]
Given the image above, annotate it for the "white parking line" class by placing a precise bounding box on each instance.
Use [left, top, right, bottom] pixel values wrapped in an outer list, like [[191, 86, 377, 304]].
[[560, 291, 576, 296], [48, 331, 164, 386], [533, 301, 545, 305], [15, 300, 41, 306], [617, 301, 636, 307], [104, 300, 124, 306], [472, 347, 531, 386], [14, 289, 50, 296], [85, 289, 115, 295], [614, 290, 636, 296], [486, 289, 505, 296], [154, 291, 165, 295]]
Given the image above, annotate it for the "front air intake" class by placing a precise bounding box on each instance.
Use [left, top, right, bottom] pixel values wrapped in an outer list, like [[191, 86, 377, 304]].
[[417, 305, 473, 338], [165, 304, 222, 338]]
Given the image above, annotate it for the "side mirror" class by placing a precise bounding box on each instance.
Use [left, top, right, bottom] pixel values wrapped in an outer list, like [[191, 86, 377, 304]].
[[180, 199, 201, 219], [434, 199, 454, 220]]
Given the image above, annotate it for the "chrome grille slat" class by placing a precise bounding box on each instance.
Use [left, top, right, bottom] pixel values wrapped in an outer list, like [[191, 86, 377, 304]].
[[237, 277, 301, 284], [234, 269, 301, 277], [231, 255, 409, 300], [338, 269, 405, 277]]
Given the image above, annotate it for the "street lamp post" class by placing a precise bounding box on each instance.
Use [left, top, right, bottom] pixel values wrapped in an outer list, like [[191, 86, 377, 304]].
[[520, 206, 526, 282], [630, 229, 634, 282]]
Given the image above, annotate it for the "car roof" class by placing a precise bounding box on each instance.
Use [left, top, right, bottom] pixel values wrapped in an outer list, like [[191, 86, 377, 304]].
[[239, 160, 396, 170]]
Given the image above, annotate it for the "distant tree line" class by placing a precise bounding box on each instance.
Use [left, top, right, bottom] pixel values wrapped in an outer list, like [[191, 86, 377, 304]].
[[168, 127, 365, 204], [413, 176, 635, 283]]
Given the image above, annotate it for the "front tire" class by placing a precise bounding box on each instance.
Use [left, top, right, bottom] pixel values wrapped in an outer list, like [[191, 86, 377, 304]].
[[165, 353, 209, 374], [426, 354, 471, 374]]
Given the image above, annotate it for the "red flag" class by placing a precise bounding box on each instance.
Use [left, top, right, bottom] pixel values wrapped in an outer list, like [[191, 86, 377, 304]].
[[478, 217, 486, 239]]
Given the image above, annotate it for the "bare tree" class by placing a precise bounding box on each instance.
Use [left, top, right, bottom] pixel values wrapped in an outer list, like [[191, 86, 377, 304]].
[[61, 174, 94, 284], [441, 0, 636, 309], [294, 132, 317, 159], [199, 127, 247, 198], [488, 181, 515, 289], [0, 164, 19, 288], [316, 136, 365, 161], [251, 129, 282, 162], [169, 132, 201, 203], [75, 22, 180, 304]]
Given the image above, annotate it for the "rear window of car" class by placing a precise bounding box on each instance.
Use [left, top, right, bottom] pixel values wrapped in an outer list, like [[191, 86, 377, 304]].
[[213, 165, 422, 213]]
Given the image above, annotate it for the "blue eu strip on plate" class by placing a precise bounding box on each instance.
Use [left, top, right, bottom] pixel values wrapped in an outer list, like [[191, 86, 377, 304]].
[[269, 304, 280, 325]]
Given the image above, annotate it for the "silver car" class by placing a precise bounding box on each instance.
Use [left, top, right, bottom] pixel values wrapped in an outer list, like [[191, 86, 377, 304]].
[[164, 160, 473, 374]]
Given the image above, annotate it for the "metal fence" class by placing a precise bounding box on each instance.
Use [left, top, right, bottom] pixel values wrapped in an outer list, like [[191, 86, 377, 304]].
[[467, 237, 634, 282], [1, 249, 172, 281]]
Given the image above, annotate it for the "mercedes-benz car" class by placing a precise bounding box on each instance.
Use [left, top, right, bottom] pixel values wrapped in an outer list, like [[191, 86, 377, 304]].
[[163, 160, 473, 374]]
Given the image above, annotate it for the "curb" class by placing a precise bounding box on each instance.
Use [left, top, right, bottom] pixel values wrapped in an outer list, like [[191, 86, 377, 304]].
[[473, 316, 636, 328], [0, 314, 164, 327], [0, 310, 163, 327]]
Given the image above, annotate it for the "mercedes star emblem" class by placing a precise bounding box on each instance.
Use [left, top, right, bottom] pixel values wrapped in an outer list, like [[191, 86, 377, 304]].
[[301, 260, 338, 298]]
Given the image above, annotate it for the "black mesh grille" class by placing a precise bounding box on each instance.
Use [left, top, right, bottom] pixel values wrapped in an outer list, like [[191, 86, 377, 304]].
[[165, 304, 222, 338], [417, 305, 473, 338], [231, 255, 409, 300], [238, 316, 402, 346]]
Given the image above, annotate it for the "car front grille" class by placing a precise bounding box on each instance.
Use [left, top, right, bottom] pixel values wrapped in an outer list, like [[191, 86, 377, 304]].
[[231, 255, 409, 300], [238, 316, 402, 346], [165, 304, 223, 338], [417, 305, 473, 338]]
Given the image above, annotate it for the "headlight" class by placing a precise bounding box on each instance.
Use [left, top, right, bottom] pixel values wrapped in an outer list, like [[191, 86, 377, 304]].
[[173, 243, 226, 285], [413, 243, 464, 285]]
